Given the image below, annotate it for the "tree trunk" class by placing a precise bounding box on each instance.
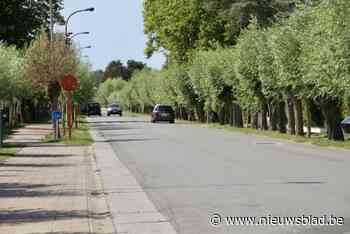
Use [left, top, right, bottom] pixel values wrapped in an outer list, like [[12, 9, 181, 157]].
[[252, 112, 259, 129], [287, 97, 296, 135], [195, 102, 205, 123], [261, 104, 268, 130], [305, 99, 312, 138], [219, 103, 225, 125], [231, 103, 243, 128], [278, 101, 287, 133], [321, 99, 344, 141], [268, 102, 278, 131], [293, 97, 304, 136]]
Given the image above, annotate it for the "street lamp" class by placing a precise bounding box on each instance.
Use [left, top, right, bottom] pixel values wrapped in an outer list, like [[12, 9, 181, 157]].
[[66, 32, 90, 46], [64, 7, 94, 45], [63, 8, 94, 139], [80, 45, 92, 50], [70, 31, 90, 39]]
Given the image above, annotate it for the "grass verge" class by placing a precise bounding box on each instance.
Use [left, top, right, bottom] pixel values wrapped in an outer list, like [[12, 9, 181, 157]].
[[202, 123, 350, 150], [43, 120, 93, 145], [0, 145, 19, 161]]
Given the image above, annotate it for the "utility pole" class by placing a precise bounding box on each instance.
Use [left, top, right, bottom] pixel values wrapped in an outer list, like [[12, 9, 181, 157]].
[[49, 0, 59, 140], [49, 0, 54, 42]]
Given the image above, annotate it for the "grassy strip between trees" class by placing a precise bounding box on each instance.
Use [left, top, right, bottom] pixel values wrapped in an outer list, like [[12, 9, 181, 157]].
[[120, 112, 350, 150], [198, 123, 350, 150], [43, 120, 93, 145]]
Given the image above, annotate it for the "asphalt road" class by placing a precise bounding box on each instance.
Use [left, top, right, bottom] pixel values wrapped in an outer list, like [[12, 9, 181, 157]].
[[89, 116, 350, 234]]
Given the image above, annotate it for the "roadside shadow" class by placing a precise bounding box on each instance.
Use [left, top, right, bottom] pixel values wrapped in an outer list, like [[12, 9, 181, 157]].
[[28, 233, 102, 234], [0, 182, 82, 198], [0, 209, 108, 224], [11, 154, 74, 158], [90, 126, 138, 131], [85, 120, 149, 124], [95, 138, 156, 143], [0, 183, 61, 190], [0, 163, 73, 168], [20, 127, 52, 131]]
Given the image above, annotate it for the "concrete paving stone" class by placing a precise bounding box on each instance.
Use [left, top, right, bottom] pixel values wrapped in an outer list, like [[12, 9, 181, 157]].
[[0, 124, 115, 234]]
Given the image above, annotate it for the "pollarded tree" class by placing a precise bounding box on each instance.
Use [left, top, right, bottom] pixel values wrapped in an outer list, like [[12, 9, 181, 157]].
[[188, 47, 237, 124], [163, 63, 202, 121], [269, 18, 306, 136], [235, 22, 269, 130], [300, 0, 350, 140], [256, 29, 287, 132], [96, 79, 127, 106]]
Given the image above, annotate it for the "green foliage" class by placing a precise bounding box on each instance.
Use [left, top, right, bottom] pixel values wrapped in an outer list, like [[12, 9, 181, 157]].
[[0, 0, 63, 48], [188, 47, 234, 112], [96, 79, 127, 106], [0, 44, 28, 102], [103, 60, 146, 81], [143, 0, 295, 63], [300, 0, 350, 100], [73, 63, 97, 105]]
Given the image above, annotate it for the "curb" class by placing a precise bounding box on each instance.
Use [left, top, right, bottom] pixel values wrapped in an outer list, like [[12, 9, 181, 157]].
[[89, 124, 178, 234], [88, 145, 118, 234]]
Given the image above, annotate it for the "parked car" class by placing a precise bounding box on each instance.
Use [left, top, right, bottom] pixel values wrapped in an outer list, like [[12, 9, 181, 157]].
[[107, 103, 123, 116], [151, 104, 175, 123], [87, 102, 102, 116], [341, 116, 350, 140]]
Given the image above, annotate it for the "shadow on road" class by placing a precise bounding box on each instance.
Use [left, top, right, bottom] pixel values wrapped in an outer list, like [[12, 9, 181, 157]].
[[95, 138, 156, 143], [90, 126, 138, 131], [85, 120, 150, 124], [0, 209, 101, 224]]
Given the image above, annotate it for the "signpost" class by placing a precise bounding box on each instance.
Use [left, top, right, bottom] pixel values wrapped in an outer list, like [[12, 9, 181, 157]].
[[52, 111, 62, 140], [61, 75, 78, 139]]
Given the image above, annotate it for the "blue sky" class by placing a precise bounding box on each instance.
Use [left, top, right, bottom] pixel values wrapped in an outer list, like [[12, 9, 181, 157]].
[[59, 0, 165, 71]]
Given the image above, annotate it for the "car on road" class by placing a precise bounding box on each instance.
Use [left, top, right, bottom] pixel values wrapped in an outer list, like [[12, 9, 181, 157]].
[[107, 103, 123, 116], [87, 102, 102, 116], [151, 104, 175, 123]]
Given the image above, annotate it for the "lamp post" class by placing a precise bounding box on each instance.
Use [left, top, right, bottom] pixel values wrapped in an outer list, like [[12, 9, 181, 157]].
[[66, 32, 90, 46], [80, 45, 92, 50], [64, 7, 94, 139], [64, 8, 94, 46]]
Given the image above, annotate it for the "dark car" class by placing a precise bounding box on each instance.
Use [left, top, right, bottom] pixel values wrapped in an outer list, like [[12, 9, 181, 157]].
[[151, 104, 175, 123], [87, 102, 102, 116], [107, 103, 122, 116]]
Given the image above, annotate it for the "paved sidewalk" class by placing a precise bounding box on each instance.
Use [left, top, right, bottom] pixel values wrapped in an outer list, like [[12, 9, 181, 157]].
[[0, 124, 115, 234]]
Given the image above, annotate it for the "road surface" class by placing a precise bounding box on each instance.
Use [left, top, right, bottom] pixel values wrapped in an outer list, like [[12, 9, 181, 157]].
[[89, 116, 350, 234]]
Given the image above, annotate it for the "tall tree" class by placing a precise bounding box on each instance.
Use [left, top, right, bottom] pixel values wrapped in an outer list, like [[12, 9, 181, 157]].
[[143, 0, 294, 63], [126, 60, 146, 80], [25, 32, 78, 119], [104, 60, 128, 81], [0, 0, 63, 48]]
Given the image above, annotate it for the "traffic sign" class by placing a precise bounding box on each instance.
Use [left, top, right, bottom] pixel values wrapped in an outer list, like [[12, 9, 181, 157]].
[[52, 111, 62, 121], [61, 74, 78, 91]]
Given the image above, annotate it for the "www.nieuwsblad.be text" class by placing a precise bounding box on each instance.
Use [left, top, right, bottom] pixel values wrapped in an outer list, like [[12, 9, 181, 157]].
[[209, 214, 344, 227]]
